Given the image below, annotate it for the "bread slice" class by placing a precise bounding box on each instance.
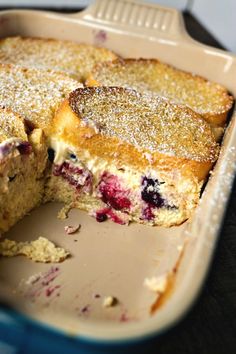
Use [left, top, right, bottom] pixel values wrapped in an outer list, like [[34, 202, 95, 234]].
[[0, 36, 118, 81], [86, 58, 234, 135], [0, 108, 47, 233], [45, 87, 219, 227], [0, 63, 81, 134]]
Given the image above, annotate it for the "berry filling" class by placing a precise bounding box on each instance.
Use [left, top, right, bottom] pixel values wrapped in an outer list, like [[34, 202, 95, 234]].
[[142, 205, 154, 221], [96, 209, 108, 222], [53, 161, 92, 192], [141, 177, 177, 221], [141, 177, 165, 208], [98, 172, 131, 211]]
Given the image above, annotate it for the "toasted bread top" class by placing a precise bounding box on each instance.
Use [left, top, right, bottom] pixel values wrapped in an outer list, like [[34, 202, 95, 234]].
[[0, 63, 80, 133], [87, 58, 234, 126], [0, 36, 118, 81], [69, 87, 219, 163], [51, 87, 219, 181], [0, 107, 27, 143]]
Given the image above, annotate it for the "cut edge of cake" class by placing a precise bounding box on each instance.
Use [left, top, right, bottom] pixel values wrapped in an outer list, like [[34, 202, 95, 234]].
[[44, 87, 219, 227]]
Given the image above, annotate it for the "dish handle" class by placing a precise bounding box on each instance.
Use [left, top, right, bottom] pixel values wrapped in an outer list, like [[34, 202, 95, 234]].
[[70, 0, 193, 42]]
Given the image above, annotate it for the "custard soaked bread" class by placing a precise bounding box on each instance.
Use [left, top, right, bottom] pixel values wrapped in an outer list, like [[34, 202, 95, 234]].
[[46, 87, 219, 227], [0, 63, 80, 133], [0, 37, 117, 81], [87, 59, 234, 135], [0, 63, 80, 232], [0, 108, 47, 233]]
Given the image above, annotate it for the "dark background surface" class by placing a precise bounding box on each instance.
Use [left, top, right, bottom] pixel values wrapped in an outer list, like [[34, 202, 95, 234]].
[[0, 8, 235, 354]]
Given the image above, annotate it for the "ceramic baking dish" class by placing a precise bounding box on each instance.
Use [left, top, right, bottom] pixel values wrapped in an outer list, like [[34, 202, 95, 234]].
[[0, 0, 236, 345]]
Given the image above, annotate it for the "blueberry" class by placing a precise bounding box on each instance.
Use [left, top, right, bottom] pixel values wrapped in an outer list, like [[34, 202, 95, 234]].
[[96, 212, 108, 222], [141, 177, 165, 208], [47, 148, 55, 163], [69, 153, 77, 162]]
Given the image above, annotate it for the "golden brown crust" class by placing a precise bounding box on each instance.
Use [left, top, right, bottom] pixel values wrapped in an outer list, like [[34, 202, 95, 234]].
[[51, 87, 218, 182], [0, 36, 118, 81], [86, 58, 234, 127]]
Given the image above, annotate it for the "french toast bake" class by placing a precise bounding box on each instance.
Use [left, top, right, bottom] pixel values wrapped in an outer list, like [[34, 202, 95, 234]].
[[86, 58, 234, 139], [0, 37, 117, 81], [0, 36, 230, 232], [45, 87, 219, 227]]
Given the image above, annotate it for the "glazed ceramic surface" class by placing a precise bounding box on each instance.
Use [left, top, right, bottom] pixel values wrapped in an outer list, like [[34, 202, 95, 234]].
[[0, 0, 235, 343]]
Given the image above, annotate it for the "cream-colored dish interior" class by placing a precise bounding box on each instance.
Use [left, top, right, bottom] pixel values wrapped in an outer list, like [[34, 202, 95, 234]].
[[0, 0, 236, 342]]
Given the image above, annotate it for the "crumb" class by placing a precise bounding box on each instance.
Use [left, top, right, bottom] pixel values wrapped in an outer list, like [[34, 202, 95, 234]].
[[25, 272, 42, 285], [103, 296, 118, 308], [0, 237, 70, 263], [94, 293, 101, 299], [64, 224, 80, 235], [144, 274, 168, 293], [57, 204, 72, 219]]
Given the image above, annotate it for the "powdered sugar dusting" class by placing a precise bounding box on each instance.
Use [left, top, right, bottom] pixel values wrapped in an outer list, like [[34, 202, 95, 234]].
[[0, 64, 80, 132], [69, 87, 219, 162]]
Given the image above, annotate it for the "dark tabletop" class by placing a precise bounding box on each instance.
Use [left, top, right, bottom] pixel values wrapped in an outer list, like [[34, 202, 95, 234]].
[[0, 8, 235, 354]]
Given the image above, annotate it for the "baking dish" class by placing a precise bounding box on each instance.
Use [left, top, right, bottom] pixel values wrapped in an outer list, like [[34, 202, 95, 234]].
[[0, 0, 235, 345]]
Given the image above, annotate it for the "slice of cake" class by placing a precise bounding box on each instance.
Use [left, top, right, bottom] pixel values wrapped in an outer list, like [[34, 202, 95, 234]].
[[0, 108, 47, 233], [0, 63, 81, 134], [86, 58, 234, 139], [45, 87, 219, 227], [0, 37, 118, 81]]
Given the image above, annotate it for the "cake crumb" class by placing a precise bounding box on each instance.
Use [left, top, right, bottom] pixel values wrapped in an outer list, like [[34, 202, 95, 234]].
[[103, 296, 118, 308], [57, 204, 72, 220], [64, 225, 81, 235], [25, 272, 42, 285], [0, 237, 70, 263], [144, 274, 168, 293]]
